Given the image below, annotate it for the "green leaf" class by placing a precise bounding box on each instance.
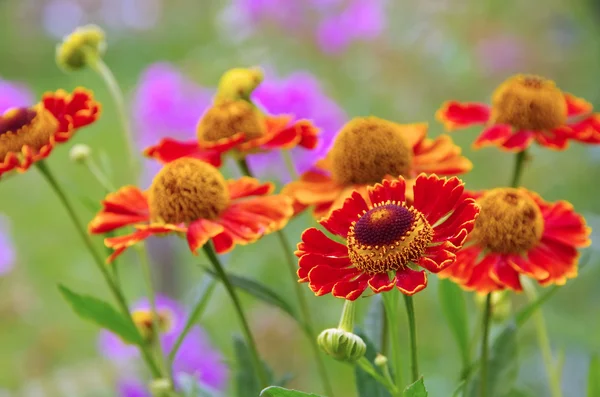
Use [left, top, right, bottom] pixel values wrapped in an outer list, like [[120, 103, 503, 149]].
[[58, 285, 141, 345], [469, 325, 518, 397], [260, 386, 324, 397], [354, 330, 392, 397], [515, 285, 559, 327], [363, 294, 385, 352], [403, 377, 427, 397], [588, 355, 600, 397], [234, 336, 274, 397], [438, 279, 470, 367], [203, 267, 297, 320]]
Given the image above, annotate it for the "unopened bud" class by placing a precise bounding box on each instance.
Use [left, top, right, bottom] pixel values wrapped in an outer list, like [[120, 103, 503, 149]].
[[374, 354, 388, 367], [69, 144, 91, 163], [149, 378, 174, 397], [215, 67, 264, 102], [475, 291, 512, 323], [56, 25, 106, 71], [317, 328, 366, 363]]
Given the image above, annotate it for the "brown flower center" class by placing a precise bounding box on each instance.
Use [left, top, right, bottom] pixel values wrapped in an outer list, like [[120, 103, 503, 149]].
[[196, 99, 265, 143], [329, 117, 413, 185], [490, 75, 567, 131], [347, 203, 433, 274], [132, 309, 173, 342], [148, 158, 229, 224], [0, 106, 58, 162], [470, 188, 544, 254]]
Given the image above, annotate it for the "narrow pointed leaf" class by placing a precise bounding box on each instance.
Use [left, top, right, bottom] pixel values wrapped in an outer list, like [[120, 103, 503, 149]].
[[403, 377, 427, 397], [58, 284, 142, 345], [234, 336, 274, 397], [260, 386, 324, 397], [439, 279, 470, 367]]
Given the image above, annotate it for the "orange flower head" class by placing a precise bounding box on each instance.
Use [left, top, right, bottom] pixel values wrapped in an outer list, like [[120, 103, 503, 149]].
[[470, 188, 544, 254], [0, 106, 58, 161], [148, 157, 229, 224], [329, 117, 413, 185], [196, 99, 266, 144], [132, 308, 173, 342], [348, 204, 433, 274], [491, 75, 567, 132]]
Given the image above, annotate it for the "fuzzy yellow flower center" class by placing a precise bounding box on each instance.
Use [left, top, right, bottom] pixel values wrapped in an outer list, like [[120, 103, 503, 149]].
[[132, 309, 173, 342], [470, 188, 544, 254], [329, 117, 413, 185], [0, 106, 58, 162], [148, 157, 229, 224], [490, 75, 567, 131], [196, 99, 265, 143], [347, 203, 433, 274]]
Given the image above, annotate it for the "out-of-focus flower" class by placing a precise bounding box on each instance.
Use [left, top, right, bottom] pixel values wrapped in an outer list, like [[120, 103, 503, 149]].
[[436, 74, 600, 151], [56, 25, 106, 71], [0, 79, 34, 113], [0, 216, 15, 276], [283, 117, 472, 218], [0, 88, 100, 177], [144, 68, 320, 168], [475, 34, 526, 75], [88, 157, 293, 262], [295, 175, 480, 300], [99, 295, 228, 394], [247, 71, 347, 176], [439, 188, 590, 293]]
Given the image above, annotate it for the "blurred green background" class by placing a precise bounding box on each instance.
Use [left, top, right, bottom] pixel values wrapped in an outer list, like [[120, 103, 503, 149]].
[[1, 0, 600, 395]]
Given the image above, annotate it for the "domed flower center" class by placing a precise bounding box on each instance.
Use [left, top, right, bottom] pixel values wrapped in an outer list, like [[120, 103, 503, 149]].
[[132, 308, 174, 341], [148, 158, 229, 224], [347, 203, 433, 274], [329, 117, 413, 185], [470, 188, 544, 254], [196, 99, 265, 143], [0, 106, 58, 161], [490, 74, 567, 131]]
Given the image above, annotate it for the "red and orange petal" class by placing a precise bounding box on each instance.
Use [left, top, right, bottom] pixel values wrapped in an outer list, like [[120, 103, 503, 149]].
[[436, 94, 595, 152], [296, 174, 479, 300], [440, 190, 590, 293], [88, 186, 150, 234], [0, 88, 100, 176], [282, 129, 472, 218]]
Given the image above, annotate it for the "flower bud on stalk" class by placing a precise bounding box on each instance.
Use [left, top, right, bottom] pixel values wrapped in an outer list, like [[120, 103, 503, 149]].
[[317, 300, 366, 363], [149, 379, 177, 397], [69, 144, 91, 163], [56, 25, 106, 71]]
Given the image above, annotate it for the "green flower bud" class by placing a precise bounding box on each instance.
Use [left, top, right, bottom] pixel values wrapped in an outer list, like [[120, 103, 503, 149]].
[[317, 328, 366, 363], [56, 25, 106, 71], [69, 143, 91, 163], [149, 378, 176, 397], [374, 354, 388, 367], [475, 291, 512, 323], [215, 67, 264, 102]]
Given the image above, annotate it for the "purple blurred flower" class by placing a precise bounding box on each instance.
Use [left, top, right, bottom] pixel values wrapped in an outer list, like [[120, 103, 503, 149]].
[[0, 216, 15, 276], [118, 379, 150, 397], [0, 78, 34, 113], [475, 34, 526, 75], [248, 70, 347, 177], [99, 295, 228, 393]]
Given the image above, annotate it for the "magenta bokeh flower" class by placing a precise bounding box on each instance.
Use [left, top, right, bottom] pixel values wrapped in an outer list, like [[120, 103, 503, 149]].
[[118, 379, 150, 397], [99, 295, 228, 394], [0, 77, 34, 113], [0, 216, 15, 276]]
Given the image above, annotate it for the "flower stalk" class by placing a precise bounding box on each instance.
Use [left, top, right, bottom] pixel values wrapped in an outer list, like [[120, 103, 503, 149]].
[[403, 295, 419, 382], [382, 290, 404, 392]]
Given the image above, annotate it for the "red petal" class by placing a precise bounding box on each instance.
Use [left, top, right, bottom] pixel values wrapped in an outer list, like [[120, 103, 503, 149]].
[[535, 126, 570, 151], [569, 114, 600, 144], [432, 198, 479, 246], [368, 273, 395, 293], [438, 245, 482, 284], [104, 229, 154, 263], [507, 254, 549, 280], [539, 200, 590, 248], [464, 254, 504, 294], [211, 232, 235, 254], [186, 219, 225, 254], [412, 174, 464, 226], [367, 178, 406, 206], [298, 253, 352, 282], [489, 256, 522, 291], [394, 268, 427, 295], [296, 228, 348, 257], [412, 134, 473, 176], [564, 93, 593, 117], [332, 275, 370, 300], [144, 138, 223, 167], [320, 190, 368, 238], [88, 186, 150, 234], [500, 130, 535, 152], [307, 265, 362, 296], [43, 88, 101, 133], [419, 243, 457, 273], [227, 177, 273, 200], [261, 119, 314, 150], [436, 101, 491, 131], [472, 124, 513, 149]]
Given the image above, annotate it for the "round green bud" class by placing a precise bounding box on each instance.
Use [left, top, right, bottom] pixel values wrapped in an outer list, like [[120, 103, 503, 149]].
[[317, 328, 366, 363], [69, 143, 91, 163], [56, 25, 106, 71]]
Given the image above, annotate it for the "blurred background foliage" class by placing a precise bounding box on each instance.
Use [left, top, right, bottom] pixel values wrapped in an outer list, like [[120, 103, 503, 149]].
[[1, 0, 600, 395]]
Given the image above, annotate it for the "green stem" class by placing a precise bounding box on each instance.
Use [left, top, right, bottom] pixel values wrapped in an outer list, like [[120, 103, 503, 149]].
[[90, 57, 139, 179], [382, 291, 404, 390], [381, 307, 389, 356], [281, 150, 299, 180], [168, 278, 218, 364], [35, 161, 161, 378], [355, 357, 399, 395], [523, 279, 562, 397], [403, 295, 419, 382], [202, 244, 269, 387], [136, 244, 171, 384], [84, 156, 115, 192], [510, 150, 527, 188], [479, 293, 492, 397], [236, 157, 334, 396]]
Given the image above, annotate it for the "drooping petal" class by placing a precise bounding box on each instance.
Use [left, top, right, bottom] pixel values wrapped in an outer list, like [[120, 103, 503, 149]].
[[431, 198, 479, 246], [186, 219, 225, 254], [412, 174, 464, 226], [472, 124, 513, 149], [569, 114, 600, 144], [43, 88, 101, 139], [394, 268, 427, 295], [368, 273, 395, 293], [227, 177, 273, 200], [438, 245, 482, 284], [535, 126, 570, 151], [332, 274, 370, 300], [394, 123, 428, 149], [500, 130, 535, 151], [564, 93, 593, 117], [435, 101, 491, 131], [412, 135, 473, 176], [88, 186, 150, 234], [536, 197, 591, 248], [104, 229, 156, 263], [463, 254, 504, 294], [307, 265, 362, 297], [489, 255, 522, 291], [144, 138, 223, 166], [320, 190, 368, 238], [296, 228, 348, 257], [282, 170, 343, 206], [298, 253, 352, 282], [507, 254, 549, 280], [419, 242, 457, 273]]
